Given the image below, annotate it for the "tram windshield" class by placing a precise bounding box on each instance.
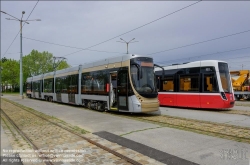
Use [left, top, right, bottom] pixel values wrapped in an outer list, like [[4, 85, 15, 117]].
[[130, 57, 157, 98], [218, 62, 232, 93]]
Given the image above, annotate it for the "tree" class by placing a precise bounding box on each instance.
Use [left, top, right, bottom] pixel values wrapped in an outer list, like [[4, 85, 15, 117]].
[[1, 57, 8, 63], [1, 59, 19, 92], [23, 49, 70, 82], [54, 59, 70, 71], [23, 50, 53, 77], [0, 50, 70, 92]]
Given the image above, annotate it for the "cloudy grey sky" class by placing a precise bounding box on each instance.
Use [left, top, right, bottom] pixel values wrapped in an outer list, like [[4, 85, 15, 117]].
[[1, 1, 250, 70]]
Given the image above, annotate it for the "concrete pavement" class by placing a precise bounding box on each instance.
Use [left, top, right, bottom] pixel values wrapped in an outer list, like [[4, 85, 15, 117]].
[[2, 95, 250, 165], [1, 124, 23, 165], [232, 105, 250, 111], [158, 106, 250, 128]]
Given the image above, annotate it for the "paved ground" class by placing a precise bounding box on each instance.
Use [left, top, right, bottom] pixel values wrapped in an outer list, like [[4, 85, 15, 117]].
[[232, 105, 250, 111], [1, 99, 165, 165], [234, 101, 250, 111], [235, 101, 250, 106], [1, 96, 158, 135], [2, 95, 250, 165], [94, 131, 198, 165], [1, 125, 13, 156], [124, 127, 250, 165], [158, 107, 250, 127], [1, 125, 23, 165]]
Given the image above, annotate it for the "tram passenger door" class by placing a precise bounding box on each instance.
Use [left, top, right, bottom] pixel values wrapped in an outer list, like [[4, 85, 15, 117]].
[[117, 70, 128, 111], [56, 78, 62, 102], [109, 72, 118, 110], [39, 80, 42, 98], [200, 73, 217, 108], [56, 92, 62, 102], [68, 85, 75, 103], [32, 82, 35, 97], [68, 75, 76, 104]]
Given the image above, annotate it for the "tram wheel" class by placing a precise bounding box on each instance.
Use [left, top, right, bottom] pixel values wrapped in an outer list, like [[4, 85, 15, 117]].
[[97, 102, 104, 111]]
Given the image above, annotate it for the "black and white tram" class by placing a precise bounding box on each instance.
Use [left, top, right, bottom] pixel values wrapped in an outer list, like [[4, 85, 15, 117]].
[[26, 54, 159, 113]]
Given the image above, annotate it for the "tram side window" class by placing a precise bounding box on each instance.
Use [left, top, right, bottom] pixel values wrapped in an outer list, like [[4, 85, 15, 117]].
[[32, 81, 37, 92], [61, 76, 68, 93], [44, 78, 53, 93], [94, 71, 107, 94], [69, 75, 78, 94], [82, 73, 92, 93], [179, 75, 199, 92], [55, 77, 61, 93], [81, 71, 107, 94], [32, 81, 40, 92], [160, 76, 174, 92], [203, 74, 219, 92]]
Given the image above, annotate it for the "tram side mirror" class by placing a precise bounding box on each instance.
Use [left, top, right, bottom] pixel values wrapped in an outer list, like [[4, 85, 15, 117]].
[[154, 64, 165, 79]]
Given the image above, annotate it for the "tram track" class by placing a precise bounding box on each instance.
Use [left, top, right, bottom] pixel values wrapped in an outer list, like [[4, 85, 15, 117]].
[[113, 113, 250, 144], [1, 110, 53, 165], [1, 99, 158, 165]]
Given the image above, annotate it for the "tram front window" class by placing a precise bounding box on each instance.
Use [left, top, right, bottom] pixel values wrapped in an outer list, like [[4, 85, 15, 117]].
[[218, 62, 232, 93], [130, 57, 157, 98]]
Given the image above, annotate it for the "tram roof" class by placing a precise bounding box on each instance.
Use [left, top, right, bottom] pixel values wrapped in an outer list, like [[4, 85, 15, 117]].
[[26, 54, 152, 80], [32, 74, 44, 81], [80, 54, 149, 69], [26, 77, 33, 82], [155, 60, 227, 71], [55, 66, 79, 75]]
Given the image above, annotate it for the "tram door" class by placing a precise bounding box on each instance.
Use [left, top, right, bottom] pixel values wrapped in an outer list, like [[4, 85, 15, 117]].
[[117, 70, 129, 111], [39, 80, 42, 98], [56, 92, 62, 102], [68, 85, 75, 103], [32, 82, 35, 97], [56, 78, 62, 102], [109, 72, 118, 110], [68, 75, 76, 104]]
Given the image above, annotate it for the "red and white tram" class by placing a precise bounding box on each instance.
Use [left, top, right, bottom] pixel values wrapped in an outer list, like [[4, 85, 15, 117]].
[[155, 60, 235, 109]]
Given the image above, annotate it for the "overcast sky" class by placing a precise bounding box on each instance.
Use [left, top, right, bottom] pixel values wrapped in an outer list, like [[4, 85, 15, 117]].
[[1, 1, 250, 70]]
